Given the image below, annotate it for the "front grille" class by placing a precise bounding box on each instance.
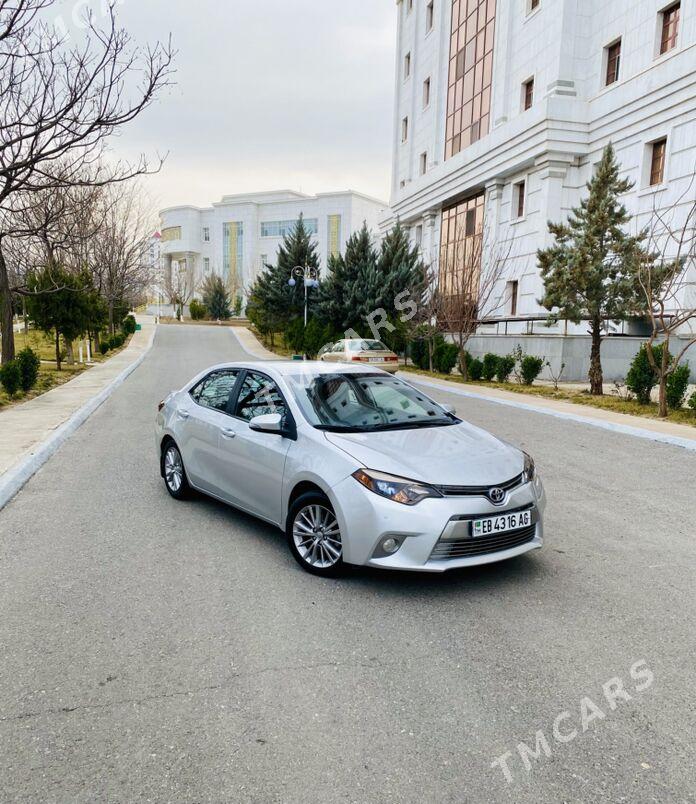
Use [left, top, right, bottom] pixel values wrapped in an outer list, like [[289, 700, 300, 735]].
[[430, 523, 537, 560], [433, 473, 524, 497]]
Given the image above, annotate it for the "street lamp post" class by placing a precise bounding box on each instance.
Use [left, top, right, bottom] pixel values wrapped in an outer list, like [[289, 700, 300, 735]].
[[288, 265, 320, 328]]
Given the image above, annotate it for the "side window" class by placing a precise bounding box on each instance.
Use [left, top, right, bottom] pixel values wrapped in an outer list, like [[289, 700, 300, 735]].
[[332, 341, 345, 353], [191, 370, 238, 413], [234, 372, 287, 422]]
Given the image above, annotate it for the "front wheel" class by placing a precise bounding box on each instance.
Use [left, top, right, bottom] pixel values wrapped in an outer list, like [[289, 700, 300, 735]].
[[162, 441, 191, 500], [286, 492, 345, 577]]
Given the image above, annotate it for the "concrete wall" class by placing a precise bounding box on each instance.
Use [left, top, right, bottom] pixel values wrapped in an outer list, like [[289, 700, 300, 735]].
[[464, 334, 696, 383]]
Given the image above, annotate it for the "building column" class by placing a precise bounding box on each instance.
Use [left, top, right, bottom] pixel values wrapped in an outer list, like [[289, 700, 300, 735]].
[[422, 210, 438, 271]]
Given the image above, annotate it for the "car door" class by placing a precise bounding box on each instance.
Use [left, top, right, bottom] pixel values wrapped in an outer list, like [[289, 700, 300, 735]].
[[218, 370, 293, 524], [178, 369, 240, 495]]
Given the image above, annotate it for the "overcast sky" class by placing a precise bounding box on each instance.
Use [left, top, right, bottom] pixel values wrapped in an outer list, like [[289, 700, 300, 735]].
[[55, 0, 397, 211]]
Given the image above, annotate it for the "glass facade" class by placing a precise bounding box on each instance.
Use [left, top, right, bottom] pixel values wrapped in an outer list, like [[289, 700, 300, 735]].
[[328, 215, 342, 259], [260, 219, 318, 237], [445, 0, 496, 160], [439, 192, 485, 302], [161, 226, 182, 242], [223, 222, 243, 290]]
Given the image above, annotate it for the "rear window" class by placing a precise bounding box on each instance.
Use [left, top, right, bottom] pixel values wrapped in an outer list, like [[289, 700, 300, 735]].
[[347, 340, 390, 352]]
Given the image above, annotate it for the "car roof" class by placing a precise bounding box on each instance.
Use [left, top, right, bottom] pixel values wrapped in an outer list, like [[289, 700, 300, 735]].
[[202, 360, 388, 377]]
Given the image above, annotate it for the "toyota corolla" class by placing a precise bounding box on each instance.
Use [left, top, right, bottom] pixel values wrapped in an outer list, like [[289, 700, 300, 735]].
[[156, 362, 545, 576]]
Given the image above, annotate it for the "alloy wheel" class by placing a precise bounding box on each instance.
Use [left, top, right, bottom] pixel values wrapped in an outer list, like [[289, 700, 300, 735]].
[[164, 446, 184, 493], [292, 504, 342, 569]]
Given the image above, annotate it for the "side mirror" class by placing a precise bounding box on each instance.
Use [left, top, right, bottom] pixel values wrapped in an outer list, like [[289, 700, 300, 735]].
[[441, 403, 456, 416], [249, 413, 284, 434]]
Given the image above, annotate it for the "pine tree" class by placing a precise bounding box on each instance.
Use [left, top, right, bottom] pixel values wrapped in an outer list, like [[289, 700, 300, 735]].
[[26, 267, 93, 370], [247, 216, 321, 338], [376, 221, 425, 318], [538, 143, 650, 395], [316, 224, 376, 333], [201, 275, 232, 320]]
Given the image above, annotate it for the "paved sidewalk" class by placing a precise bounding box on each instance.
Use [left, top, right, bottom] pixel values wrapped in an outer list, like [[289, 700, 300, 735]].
[[0, 317, 156, 477], [232, 326, 282, 360], [403, 370, 696, 450]]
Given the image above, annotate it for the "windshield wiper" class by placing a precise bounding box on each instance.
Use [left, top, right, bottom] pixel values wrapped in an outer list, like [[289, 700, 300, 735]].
[[366, 420, 454, 431], [314, 424, 366, 433]]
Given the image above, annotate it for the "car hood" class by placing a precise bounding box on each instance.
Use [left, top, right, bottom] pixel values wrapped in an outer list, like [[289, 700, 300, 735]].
[[324, 422, 523, 486]]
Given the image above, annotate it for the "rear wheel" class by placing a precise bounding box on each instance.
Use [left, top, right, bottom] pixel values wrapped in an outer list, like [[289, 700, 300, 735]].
[[287, 492, 345, 577], [162, 441, 190, 500]]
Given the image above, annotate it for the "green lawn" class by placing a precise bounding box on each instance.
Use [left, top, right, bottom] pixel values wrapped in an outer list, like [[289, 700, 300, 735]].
[[1, 327, 132, 411], [400, 365, 696, 428]]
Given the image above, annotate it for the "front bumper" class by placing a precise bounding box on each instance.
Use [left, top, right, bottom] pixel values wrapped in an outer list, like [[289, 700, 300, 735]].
[[330, 474, 546, 572]]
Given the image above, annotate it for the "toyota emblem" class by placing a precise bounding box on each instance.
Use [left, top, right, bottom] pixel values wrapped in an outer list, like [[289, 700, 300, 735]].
[[488, 487, 505, 505]]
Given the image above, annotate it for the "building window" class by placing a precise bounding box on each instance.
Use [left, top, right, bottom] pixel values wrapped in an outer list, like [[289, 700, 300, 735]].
[[161, 226, 181, 242], [439, 193, 485, 313], [514, 180, 526, 218], [203, 227, 210, 242], [445, 0, 496, 159], [423, 76, 431, 108], [605, 39, 621, 86], [529, 0, 540, 11], [420, 151, 428, 175], [260, 254, 268, 269], [660, 3, 680, 55], [402, 116, 409, 143], [507, 280, 519, 316], [407, 0, 413, 11], [415, 225, 423, 246], [203, 257, 210, 273], [328, 214, 342, 259], [522, 77, 534, 110], [260, 219, 319, 237], [404, 51, 411, 79], [649, 139, 667, 186], [426, 1, 434, 31]]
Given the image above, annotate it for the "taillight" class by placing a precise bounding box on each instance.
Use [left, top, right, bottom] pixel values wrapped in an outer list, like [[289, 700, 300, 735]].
[[387, 356, 398, 362], [351, 355, 366, 361]]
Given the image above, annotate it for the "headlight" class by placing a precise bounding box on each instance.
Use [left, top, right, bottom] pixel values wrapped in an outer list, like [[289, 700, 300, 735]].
[[523, 453, 535, 482], [352, 469, 442, 506]]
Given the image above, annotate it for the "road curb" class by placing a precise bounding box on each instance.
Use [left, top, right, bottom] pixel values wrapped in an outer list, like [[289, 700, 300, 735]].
[[0, 325, 158, 511], [404, 375, 696, 453]]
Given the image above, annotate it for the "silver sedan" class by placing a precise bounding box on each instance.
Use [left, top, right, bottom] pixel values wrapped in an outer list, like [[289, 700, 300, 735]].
[[156, 362, 545, 577]]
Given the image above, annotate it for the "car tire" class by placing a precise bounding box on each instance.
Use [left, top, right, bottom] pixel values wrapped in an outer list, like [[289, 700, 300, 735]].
[[286, 492, 346, 577], [161, 441, 191, 500]]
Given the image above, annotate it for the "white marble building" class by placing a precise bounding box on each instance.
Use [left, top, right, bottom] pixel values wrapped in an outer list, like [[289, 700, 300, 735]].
[[160, 190, 386, 300], [386, 0, 695, 337]]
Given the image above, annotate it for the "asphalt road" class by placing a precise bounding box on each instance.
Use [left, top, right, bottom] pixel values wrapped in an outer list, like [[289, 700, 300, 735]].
[[1, 324, 695, 804]]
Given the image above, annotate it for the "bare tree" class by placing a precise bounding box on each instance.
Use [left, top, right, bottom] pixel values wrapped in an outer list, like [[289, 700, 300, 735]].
[[437, 223, 512, 379], [409, 260, 443, 371], [163, 259, 197, 320], [0, 0, 174, 362], [91, 181, 156, 333], [636, 189, 696, 417]]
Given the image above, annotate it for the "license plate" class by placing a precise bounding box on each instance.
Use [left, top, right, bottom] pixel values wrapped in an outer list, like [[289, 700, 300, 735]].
[[369, 357, 383, 362], [472, 510, 532, 537]]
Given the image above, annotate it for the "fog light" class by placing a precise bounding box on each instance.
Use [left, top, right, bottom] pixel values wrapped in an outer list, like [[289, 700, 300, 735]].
[[382, 537, 400, 554]]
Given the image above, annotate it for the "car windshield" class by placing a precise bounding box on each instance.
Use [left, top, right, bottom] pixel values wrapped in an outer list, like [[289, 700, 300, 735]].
[[287, 372, 457, 431], [347, 340, 390, 352]]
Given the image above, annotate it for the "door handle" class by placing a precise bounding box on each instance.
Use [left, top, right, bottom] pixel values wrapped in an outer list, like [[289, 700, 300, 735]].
[[220, 427, 237, 439], [177, 410, 190, 419]]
